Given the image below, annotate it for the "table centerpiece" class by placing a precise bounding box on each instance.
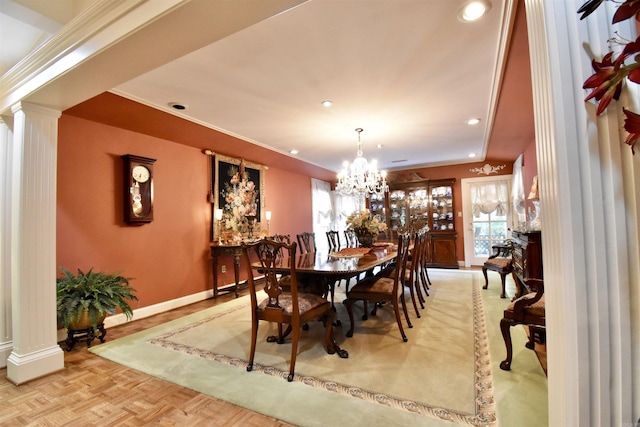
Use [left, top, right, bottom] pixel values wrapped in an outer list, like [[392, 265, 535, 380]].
[[346, 209, 387, 247]]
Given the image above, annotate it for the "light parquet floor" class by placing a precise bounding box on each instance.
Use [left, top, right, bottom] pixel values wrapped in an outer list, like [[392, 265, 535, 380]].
[[0, 287, 294, 427]]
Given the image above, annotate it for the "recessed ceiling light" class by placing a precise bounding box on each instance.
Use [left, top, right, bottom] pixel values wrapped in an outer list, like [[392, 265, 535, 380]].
[[469, 153, 477, 158], [458, 1, 491, 22], [168, 102, 187, 110], [377, 144, 383, 149], [321, 100, 333, 107], [467, 118, 481, 125], [290, 149, 299, 155]]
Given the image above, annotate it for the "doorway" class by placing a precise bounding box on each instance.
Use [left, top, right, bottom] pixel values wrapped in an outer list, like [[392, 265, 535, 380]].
[[461, 176, 513, 267]]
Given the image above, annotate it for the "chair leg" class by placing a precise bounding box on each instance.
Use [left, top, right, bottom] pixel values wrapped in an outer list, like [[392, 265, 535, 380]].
[[482, 266, 489, 289], [392, 297, 408, 342], [499, 318, 515, 371], [499, 273, 507, 298], [415, 271, 427, 310], [420, 267, 430, 296], [406, 280, 421, 318], [287, 324, 300, 382], [399, 292, 413, 329], [247, 318, 258, 372]]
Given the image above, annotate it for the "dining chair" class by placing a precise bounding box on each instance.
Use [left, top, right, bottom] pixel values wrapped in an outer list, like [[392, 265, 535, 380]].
[[343, 233, 412, 342], [241, 238, 344, 382], [499, 278, 545, 371], [482, 240, 513, 299], [344, 230, 357, 248], [296, 232, 316, 254], [402, 230, 426, 317], [418, 228, 432, 295], [326, 230, 341, 252]]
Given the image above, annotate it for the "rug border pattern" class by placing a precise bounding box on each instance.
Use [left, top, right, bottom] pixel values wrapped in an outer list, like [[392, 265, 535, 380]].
[[148, 275, 496, 426]]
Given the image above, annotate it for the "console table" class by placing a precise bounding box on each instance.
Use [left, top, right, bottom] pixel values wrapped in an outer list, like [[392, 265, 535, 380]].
[[210, 242, 242, 298], [511, 230, 543, 298]]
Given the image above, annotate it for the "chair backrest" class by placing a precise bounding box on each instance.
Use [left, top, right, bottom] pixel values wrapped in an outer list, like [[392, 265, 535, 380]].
[[410, 230, 425, 275], [272, 234, 291, 245], [344, 230, 357, 248], [242, 238, 299, 314], [392, 233, 411, 293], [326, 230, 341, 252], [271, 234, 292, 263], [296, 232, 316, 254]]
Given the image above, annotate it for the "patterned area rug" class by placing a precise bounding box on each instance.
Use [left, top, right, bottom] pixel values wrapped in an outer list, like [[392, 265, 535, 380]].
[[92, 271, 497, 427]]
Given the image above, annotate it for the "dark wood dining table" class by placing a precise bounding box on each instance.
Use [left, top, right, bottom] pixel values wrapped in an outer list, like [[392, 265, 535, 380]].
[[251, 244, 398, 311]]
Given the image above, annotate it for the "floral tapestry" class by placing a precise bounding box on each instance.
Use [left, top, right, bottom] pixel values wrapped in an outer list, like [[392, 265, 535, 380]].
[[213, 155, 265, 239]]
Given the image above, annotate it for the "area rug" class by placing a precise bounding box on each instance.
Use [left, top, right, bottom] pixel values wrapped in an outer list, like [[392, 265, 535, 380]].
[[90, 270, 496, 427]]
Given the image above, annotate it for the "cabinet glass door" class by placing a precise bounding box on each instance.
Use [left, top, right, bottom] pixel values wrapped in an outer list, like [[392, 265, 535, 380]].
[[430, 185, 454, 231], [369, 192, 386, 224], [408, 188, 428, 229], [388, 190, 407, 231]]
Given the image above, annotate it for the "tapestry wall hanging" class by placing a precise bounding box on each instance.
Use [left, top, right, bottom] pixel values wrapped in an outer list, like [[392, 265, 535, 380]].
[[212, 154, 265, 241]]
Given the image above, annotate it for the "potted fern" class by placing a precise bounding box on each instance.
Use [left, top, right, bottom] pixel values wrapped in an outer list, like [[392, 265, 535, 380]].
[[56, 267, 138, 346]]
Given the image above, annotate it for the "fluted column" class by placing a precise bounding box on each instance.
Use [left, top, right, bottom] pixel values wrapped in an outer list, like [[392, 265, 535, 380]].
[[525, 0, 639, 425], [6, 102, 63, 384], [0, 115, 13, 368]]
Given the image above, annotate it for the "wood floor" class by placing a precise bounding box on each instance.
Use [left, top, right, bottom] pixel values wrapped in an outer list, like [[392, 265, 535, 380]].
[[0, 288, 294, 426]]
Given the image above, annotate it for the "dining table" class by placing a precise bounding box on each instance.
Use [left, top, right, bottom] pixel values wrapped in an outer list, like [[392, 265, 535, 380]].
[[251, 243, 398, 321]]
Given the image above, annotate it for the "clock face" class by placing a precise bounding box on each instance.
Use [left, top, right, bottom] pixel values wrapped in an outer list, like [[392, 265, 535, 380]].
[[132, 165, 150, 183]]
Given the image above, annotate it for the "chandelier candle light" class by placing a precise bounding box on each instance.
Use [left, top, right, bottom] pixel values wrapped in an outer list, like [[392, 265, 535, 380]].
[[336, 128, 389, 200]]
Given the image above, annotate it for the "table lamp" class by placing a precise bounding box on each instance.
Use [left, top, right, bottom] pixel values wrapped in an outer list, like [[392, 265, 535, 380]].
[[215, 208, 223, 243], [265, 211, 272, 235], [527, 176, 541, 230]]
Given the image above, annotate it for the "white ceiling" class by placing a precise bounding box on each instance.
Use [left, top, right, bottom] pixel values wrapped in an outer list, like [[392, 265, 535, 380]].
[[1, 0, 512, 173]]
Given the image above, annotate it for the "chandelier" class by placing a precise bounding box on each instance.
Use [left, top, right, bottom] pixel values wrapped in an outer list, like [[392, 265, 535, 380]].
[[336, 128, 389, 198]]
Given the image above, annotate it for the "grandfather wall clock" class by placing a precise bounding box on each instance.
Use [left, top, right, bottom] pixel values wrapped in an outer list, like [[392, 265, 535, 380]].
[[122, 154, 156, 224]]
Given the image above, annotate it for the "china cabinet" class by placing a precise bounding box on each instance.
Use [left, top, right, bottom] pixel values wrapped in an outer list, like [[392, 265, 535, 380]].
[[384, 178, 458, 268], [368, 192, 387, 226]]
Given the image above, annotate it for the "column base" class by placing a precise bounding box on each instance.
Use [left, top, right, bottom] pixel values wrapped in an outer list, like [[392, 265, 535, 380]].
[[6, 345, 64, 385]]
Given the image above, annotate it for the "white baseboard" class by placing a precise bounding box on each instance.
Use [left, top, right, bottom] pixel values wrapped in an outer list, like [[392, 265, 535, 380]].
[[0, 340, 13, 368]]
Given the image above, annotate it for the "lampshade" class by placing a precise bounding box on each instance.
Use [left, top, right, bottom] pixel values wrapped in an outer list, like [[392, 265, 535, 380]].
[[215, 208, 223, 220], [265, 211, 272, 221]]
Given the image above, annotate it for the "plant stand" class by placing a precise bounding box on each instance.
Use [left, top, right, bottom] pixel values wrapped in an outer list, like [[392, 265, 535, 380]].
[[65, 324, 106, 351]]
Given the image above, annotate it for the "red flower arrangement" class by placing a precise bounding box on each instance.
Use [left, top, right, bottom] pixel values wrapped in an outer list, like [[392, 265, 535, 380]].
[[579, 0, 640, 153]]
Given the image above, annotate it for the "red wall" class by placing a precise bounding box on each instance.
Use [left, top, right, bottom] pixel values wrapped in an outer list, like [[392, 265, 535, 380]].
[[57, 114, 311, 309], [58, 110, 538, 309]]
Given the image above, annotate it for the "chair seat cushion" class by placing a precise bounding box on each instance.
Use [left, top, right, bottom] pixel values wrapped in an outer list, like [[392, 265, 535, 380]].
[[258, 292, 328, 314], [348, 277, 394, 296], [507, 292, 545, 317], [484, 257, 512, 270]]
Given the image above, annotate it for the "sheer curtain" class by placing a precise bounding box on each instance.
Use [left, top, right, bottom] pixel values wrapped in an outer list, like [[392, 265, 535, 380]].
[[311, 178, 333, 252], [470, 181, 509, 217], [511, 153, 526, 225], [331, 192, 358, 234]]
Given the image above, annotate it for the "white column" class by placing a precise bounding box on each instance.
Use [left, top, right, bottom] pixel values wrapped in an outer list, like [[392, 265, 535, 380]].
[[0, 115, 13, 367], [6, 102, 63, 384], [525, 0, 639, 425]]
